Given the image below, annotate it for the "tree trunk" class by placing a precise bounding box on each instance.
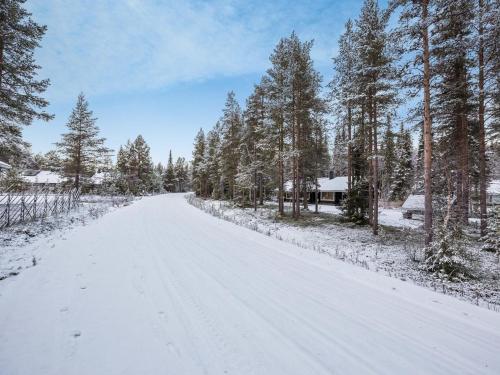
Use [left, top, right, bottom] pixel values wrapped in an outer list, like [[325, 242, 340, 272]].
[[373, 101, 379, 235], [368, 99, 374, 227], [278, 118, 285, 216], [422, 0, 433, 246], [347, 104, 352, 216], [254, 169, 257, 212], [315, 170, 319, 214], [478, 0, 487, 236]]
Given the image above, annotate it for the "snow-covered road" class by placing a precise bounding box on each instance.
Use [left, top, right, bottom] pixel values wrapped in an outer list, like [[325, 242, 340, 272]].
[[1, 194, 499, 375]]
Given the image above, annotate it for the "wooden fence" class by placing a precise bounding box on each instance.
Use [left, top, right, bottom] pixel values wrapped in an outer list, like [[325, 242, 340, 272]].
[[0, 187, 81, 229]]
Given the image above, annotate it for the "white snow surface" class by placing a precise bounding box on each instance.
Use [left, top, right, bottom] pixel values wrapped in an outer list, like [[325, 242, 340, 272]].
[[1, 193, 499, 375]]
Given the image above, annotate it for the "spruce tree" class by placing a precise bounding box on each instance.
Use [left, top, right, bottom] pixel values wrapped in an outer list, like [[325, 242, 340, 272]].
[[0, 0, 53, 163], [164, 150, 175, 192], [129, 135, 154, 194], [390, 124, 414, 201], [56, 93, 110, 188]]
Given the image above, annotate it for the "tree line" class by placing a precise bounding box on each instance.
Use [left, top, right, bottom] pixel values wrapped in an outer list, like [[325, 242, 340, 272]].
[[192, 0, 500, 269], [192, 34, 330, 215]]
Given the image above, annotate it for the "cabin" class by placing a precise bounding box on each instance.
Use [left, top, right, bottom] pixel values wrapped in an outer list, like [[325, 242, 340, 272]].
[[23, 170, 67, 187], [315, 176, 348, 205], [283, 176, 348, 205], [401, 194, 425, 219]]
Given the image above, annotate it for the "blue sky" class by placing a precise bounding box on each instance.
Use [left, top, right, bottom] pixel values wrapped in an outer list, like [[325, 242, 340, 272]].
[[24, 0, 381, 164]]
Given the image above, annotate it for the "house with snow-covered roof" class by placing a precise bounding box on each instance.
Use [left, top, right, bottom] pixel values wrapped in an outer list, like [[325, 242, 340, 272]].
[[23, 170, 67, 187], [283, 176, 348, 205]]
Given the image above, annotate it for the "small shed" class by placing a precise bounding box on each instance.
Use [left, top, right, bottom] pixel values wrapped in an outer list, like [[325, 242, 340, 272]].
[[401, 194, 425, 219]]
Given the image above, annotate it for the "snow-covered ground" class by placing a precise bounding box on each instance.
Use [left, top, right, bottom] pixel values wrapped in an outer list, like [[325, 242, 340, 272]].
[[187, 196, 500, 310], [314, 202, 421, 229], [1, 193, 499, 374], [0, 194, 133, 281]]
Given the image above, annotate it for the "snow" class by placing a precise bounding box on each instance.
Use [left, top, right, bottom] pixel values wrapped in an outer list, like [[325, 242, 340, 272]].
[[488, 180, 500, 195], [1, 193, 499, 375], [0, 160, 11, 170], [23, 170, 66, 185], [89, 172, 110, 185], [402, 194, 425, 211], [188, 196, 499, 307], [284, 176, 348, 192], [317, 176, 348, 191], [316, 202, 420, 229]]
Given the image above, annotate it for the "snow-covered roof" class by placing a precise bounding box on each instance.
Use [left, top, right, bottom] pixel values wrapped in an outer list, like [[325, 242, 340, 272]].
[[402, 194, 425, 210], [317, 177, 348, 192], [488, 180, 500, 195], [0, 161, 11, 170], [284, 176, 348, 193], [23, 170, 66, 185]]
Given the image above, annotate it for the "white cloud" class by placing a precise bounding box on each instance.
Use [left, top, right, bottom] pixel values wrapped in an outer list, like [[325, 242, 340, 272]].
[[27, 0, 356, 99]]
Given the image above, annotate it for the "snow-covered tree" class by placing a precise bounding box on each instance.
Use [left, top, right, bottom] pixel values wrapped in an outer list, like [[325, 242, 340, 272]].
[[56, 93, 110, 188], [389, 124, 413, 201], [0, 0, 53, 164], [174, 157, 188, 192], [219, 91, 242, 200], [191, 129, 206, 197], [163, 150, 175, 192]]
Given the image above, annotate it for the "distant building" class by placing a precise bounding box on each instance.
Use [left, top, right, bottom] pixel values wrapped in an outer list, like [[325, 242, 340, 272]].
[[401, 194, 425, 219], [284, 176, 348, 205], [23, 170, 67, 187]]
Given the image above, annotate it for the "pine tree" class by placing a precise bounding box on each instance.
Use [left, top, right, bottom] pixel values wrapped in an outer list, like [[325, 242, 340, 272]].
[[205, 123, 222, 199], [394, 0, 434, 245], [432, 0, 474, 225], [355, 0, 399, 234], [164, 150, 175, 192], [0, 0, 53, 163], [476, 0, 500, 236], [174, 157, 188, 192], [219, 91, 242, 200], [191, 128, 206, 197], [331, 19, 357, 206], [56, 93, 110, 188]]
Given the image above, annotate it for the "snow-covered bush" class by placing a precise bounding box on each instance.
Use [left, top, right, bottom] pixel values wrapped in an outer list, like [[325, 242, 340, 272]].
[[424, 223, 477, 281], [481, 207, 499, 254]]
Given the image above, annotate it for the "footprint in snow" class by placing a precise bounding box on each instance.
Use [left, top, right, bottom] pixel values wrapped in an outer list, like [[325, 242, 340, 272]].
[[72, 330, 81, 338]]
